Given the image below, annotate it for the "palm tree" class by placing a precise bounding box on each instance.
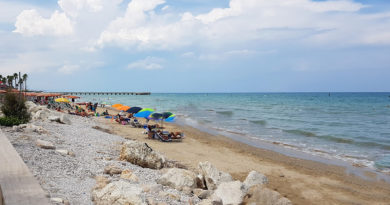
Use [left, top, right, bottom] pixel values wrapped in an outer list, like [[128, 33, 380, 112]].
[[13, 73, 18, 89], [1, 77, 6, 85], [18, 78, 24, 92], [7, 76, 13, 87], [0, 75, 3, 84], [22, 73, 28, 91]]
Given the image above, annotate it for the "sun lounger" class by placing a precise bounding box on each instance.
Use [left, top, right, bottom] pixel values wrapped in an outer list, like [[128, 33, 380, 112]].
[[154, 131, 172, 142]]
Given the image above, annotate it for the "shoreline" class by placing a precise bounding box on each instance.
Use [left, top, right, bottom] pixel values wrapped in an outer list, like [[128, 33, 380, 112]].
[[97, 106, 390, 204]]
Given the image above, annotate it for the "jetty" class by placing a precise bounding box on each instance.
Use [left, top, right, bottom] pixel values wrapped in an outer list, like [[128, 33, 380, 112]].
[[56, 92, 151, 96]]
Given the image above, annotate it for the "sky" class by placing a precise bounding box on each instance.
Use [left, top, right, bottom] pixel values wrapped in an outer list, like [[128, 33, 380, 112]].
[[0, 0, 390, 92]]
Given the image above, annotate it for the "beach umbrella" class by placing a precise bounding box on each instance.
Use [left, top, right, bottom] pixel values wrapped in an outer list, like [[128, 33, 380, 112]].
[[126, 107, 142, 114], [117, 105, 131, 111], [148, 113, 163, 120], [134, 108, 154, 118], [164, 114, 176, 122], [112, 104, 123, 108], [55, 98, 70, 103], [162, 112, 173, 119]]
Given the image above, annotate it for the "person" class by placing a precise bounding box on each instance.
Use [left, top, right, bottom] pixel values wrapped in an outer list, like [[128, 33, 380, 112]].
[[127, 113, 133, 118], [94, 103, 98, 112], [102, 109, 109, 116]]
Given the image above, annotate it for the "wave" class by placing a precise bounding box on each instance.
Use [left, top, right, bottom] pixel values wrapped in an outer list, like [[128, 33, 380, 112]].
[[249, 120, 267, 125], [216, 111, 234, 117], [284, 129, 353, 144]]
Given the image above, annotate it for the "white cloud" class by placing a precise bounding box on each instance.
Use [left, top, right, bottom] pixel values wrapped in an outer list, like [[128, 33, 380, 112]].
[[13, 9, 73, 36], [96, 0, 390, 50], [58, 0, 123, 17], [58, 64, 80, 74], [127, 57, 164, 70]]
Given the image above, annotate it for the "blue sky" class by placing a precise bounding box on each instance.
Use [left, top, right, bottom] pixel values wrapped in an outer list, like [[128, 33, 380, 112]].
[[0, 0, 390, 92]]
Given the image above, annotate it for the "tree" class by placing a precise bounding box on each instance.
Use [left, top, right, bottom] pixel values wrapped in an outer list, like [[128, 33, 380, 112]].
[[22, 73, 28, 91], [13, 73, 18, 89], [7, 76, 13, 87], [18, 78, 23, 92], [0, 90, 30, 125]]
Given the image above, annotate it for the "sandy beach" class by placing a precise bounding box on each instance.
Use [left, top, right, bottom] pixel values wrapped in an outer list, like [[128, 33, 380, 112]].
[[97, 106, 390, 205]]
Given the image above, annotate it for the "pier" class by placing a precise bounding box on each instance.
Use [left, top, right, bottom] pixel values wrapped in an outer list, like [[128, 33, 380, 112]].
[[56, 92, 151, 96]]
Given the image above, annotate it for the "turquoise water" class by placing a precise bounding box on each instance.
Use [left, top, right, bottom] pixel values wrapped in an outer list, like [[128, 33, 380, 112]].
[[77, 93, 390, 172]]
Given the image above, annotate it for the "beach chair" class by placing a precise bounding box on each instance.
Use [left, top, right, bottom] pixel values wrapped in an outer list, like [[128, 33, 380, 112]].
[[154, 131, 172, 142]]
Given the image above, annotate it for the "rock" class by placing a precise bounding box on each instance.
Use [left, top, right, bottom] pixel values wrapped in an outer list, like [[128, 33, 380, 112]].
[[243, 170, 268, 190], [21, 124, 48, 134], [198, 161, 232, 190], [93, 176, 111, 191], [193, 189, 212, 200], [197, 195, 222, 205], [158, 191, 180, 201], [120, 141, 166, 169], [120, 169, 139, 182], [92, 180, 146, 205], [56, 149, 69, 155], [60, 114, 71, 125], [36, 139, 55, 149], [68, 151, 76, 157], [50, 197, 64, 203], [103, 165, 122, 176], [243, 185, 292, 205], [32, 109, 51, 121], [63, 199, 70, 205], [48, 115, 61, 123], [213, 181, 245, 205], [142, 184, 163, 193], [196, 174, 206, 189], [157, 168, 198, 191]]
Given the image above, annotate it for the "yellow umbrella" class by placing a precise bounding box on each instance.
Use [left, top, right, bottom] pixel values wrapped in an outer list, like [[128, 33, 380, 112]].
[[117, 105, 130, 111], [55, 98, 70, 103], [112, 104, 123, 108]]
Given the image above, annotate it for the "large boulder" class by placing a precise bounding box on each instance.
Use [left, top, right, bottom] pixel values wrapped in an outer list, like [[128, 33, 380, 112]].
[[120, 141, 166, 169], [243, 185, 292, 205], [198, 161, 232, 190], [32, 109, 51, 121], [243, 170, 268, 190], [213, 181, 245, 205], [60, 114, 71, 124], [157, 168, 198, 191], [92, 180, 146, 205]]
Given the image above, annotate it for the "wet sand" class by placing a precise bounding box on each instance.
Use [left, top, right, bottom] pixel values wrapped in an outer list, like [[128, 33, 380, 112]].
[[95, 106, 390, 204]]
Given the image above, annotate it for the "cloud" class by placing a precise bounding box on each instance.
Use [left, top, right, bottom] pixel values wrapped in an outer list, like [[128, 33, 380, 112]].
[[14, 9, 73, 36], [58, 0, 123, 17], [127, 57, 164, 70], [58, 64, 80, 74], [96, 0, 390, 50]]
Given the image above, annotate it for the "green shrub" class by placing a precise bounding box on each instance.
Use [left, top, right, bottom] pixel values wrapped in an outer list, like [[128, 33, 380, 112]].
[[1, 91, 30, 123], [0, 116, 27, 126]]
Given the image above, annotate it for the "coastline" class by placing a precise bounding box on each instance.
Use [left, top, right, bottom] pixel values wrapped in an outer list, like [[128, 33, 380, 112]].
[[98, 107, 390, 204]]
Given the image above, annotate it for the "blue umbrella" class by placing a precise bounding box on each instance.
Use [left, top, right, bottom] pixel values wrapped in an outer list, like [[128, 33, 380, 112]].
[[134, 108, 154, 118]]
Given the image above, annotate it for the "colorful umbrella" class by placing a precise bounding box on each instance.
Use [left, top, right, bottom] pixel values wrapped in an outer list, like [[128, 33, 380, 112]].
[[126, 107, 142, 113], [112, 104, 123, 108], [134, 108, 154, 118], [55, 98, 70, 103], [148, 113, 163, 120], [117, 105, 131, 111], [164, 113, 176, 122]]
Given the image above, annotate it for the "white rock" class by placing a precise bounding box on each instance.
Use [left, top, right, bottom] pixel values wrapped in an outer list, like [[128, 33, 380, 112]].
[[120, 170, 139, 182], [50, 197, 64, 203], [157, 168, 198, 191], [198, 161, 232, 190], [213, 181, 245, 205], [193, 189, 212, 200], [56, 149, 69, 155], [36, 139, 55, 149], [60, 114, 71, 125], [243, 170, 268, 190], [120, 141, 166, 169], [48, 115, 61, 122], [243, 185, 292, 205], [92, 180, 146, 205], [32, 109, 51, 121]]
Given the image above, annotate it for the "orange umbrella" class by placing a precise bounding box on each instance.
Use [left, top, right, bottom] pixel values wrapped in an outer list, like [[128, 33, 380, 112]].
[[117, 105, 131, 111], [112, 104, 123, 108]]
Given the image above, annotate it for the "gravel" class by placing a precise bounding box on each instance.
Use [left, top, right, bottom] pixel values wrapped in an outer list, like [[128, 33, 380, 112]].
[[3, 114, 199, 205]]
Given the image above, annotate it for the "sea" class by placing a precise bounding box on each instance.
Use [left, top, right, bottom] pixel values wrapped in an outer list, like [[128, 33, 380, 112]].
[[76, 93, 390, 173]]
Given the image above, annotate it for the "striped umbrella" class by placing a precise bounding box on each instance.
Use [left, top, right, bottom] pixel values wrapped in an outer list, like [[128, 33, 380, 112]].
[[134, 108, 154, 118]]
